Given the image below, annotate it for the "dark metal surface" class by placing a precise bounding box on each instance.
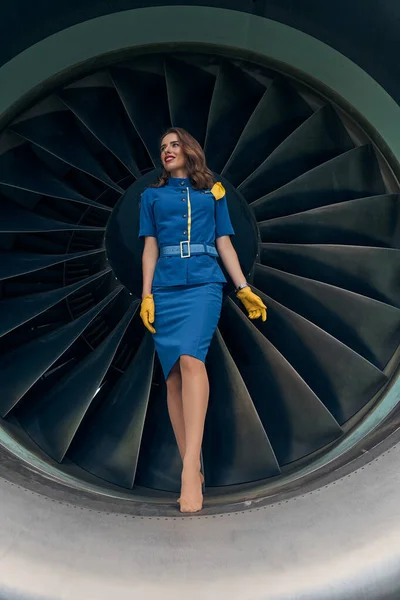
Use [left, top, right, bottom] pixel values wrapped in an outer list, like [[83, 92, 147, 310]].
[[0, 196, 105, 233], [19, 299, 139, 462], [11, 111, 123, 192], [0, 248, 103, 280], [230, 80, 313, 192], [0, 267, 111, 337], [70, 332, 155, 488], [0, 50, 398, 500], [0, 287, 123, 417], [250, 286, 388, 423], [1, 0, 400, 117], [219, 299, 342, 464], [58, 83, 142, 177], [165, 56, 215, 148], [110, 65, 170, 165], [0, 144, 113, 210], [251, 145, 386, 221], [204, 60, 265, 172], [239, 104, 353, 197], [259, 194, 400, 248], [255, 264, 400, 369], [203, 329, 281, 485], [260, 243, 400, 308]]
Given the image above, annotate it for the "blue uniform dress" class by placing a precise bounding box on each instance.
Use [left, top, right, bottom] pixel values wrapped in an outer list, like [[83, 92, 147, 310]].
[[138, 175, 235, 379]]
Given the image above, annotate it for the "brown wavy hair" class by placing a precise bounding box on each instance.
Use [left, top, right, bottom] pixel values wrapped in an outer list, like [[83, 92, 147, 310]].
[[149, 127, 215, 190]]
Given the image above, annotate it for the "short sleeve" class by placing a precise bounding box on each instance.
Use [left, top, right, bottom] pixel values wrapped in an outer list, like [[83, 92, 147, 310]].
[[138, 189, 157, 238], [215, 193, 235, 238]]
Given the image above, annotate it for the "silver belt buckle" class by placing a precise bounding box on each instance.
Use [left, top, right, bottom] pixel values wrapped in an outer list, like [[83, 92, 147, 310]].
[[180, 240, 190, 258]]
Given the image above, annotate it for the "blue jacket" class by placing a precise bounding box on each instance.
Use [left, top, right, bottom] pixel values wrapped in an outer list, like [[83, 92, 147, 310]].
[[138, 176, 235, 287]]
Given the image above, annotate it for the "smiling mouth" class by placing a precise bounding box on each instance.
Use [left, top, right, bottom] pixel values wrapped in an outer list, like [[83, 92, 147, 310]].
[[165, 156, 175, 163]]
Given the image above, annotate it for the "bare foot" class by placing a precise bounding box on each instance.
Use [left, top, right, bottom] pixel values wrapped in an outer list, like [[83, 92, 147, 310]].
[[177, 472, 204, 503], [179, 465, 203, 513]]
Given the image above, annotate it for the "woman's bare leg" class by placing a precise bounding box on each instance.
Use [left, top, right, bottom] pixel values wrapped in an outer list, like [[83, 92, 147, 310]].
[[166, 361, 205, 504], [178, 354, 209, 513], [166, 361, 186, 461]]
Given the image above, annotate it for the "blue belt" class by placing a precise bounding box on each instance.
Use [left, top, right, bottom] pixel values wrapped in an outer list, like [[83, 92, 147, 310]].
[[160, 242, 218, 258]]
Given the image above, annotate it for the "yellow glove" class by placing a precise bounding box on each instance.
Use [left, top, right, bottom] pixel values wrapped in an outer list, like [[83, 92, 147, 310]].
[[140, 294, 156, 334], [236, 286, 267, 322]]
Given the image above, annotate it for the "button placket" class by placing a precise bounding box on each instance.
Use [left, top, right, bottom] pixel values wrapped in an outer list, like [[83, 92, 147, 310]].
[[186, 186, 191, 246]]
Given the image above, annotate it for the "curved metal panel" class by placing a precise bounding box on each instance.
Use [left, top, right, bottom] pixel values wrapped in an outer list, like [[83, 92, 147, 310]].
[[1, 435, 400, 600]]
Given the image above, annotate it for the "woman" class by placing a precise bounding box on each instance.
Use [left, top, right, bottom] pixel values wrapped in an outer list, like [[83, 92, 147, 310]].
[[138, 127, 267, 513]]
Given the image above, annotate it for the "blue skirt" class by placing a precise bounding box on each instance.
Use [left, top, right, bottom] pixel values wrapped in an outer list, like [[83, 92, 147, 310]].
[[152, 282, 224, 380]]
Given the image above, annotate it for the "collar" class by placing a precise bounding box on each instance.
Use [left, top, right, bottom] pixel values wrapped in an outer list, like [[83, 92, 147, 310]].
[[166, 176, 191, 188]]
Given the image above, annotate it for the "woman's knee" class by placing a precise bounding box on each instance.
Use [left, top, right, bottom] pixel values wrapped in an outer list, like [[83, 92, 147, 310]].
[[179, 354, 205, 374]]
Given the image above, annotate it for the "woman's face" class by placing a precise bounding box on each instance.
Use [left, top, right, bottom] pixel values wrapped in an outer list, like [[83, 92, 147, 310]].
[[160, 133, 187, 173]]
